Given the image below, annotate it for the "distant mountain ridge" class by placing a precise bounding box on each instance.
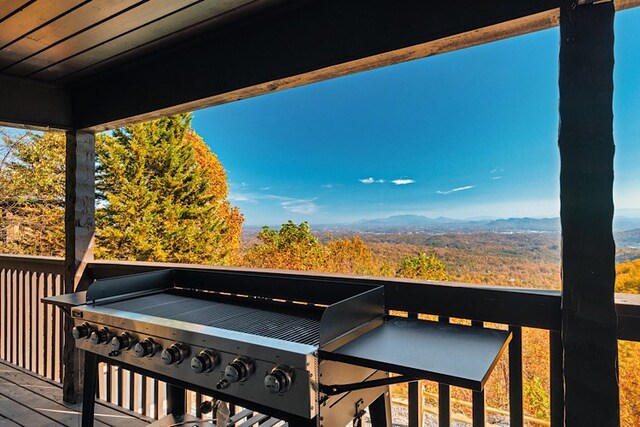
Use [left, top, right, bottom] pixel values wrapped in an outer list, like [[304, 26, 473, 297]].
[[243, 215, 640, 246], [350, 215, 561, 233], [311, 214, 640, 234]]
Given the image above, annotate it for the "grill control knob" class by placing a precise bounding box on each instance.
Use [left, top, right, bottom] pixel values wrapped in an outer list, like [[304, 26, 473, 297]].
[[161, 343, 190, 365], [90, 328, 113, 345], [191, 349, 219, 373], [134, 338, 159, 358], [110, 332, 136, 351], [224, 357, 253, 383], [264, 365, 293, 394], [72, 323, 94, 339]]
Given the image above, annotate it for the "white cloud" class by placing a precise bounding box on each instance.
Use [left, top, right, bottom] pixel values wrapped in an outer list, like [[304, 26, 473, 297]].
[[391, 179, 415, 185], [229, 192, 319, 215], [322, 184, 334, 189], [490, 168, 504, 174], [359, 177, 385, 184], [228, 193, 254, 202], [492, 176, 502, 180], [260, 186, 271, 190], [436, 185, 475, 195], [280, 198, 319, 215]]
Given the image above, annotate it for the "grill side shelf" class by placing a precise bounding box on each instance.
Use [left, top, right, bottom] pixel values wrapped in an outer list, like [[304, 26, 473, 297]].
[[320, 316, 512, 391]]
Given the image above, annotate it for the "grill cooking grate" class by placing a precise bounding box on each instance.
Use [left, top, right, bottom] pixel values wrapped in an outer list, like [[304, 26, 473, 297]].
[[102, 293, 321, 346]]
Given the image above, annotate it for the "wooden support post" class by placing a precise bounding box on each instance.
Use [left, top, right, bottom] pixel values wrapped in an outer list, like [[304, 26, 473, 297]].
[[559, 2, 619, 426], [63, 130, 95, 404]]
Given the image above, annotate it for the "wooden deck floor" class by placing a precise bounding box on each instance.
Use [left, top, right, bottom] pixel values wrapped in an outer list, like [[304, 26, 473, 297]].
[[0, 359, 151, 427]]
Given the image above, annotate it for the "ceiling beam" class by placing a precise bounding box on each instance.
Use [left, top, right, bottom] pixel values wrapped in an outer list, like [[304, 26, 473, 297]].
[[0, 74, 72, 130], [70, 0, 565, 130]]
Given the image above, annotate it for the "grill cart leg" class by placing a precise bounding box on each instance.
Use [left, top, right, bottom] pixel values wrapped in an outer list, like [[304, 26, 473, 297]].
[[167, 384, 186, 416], [82, 351, 98, 427], [369, 389, 392, 427]]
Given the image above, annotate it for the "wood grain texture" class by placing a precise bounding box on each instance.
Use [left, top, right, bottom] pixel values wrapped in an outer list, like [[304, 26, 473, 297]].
[[0, 0, 85, 48], [0, 0, 142, 70], [63, 130, 95, 404], [0, 359, 150, 426], [559, 2, 619, 426], [30, 0, 255, 81], [4, 0, 200, 77], [0, 0, 33, 22]]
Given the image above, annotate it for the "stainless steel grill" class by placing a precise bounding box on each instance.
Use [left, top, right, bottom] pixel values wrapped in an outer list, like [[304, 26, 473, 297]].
[[46, 268, 511, 427]]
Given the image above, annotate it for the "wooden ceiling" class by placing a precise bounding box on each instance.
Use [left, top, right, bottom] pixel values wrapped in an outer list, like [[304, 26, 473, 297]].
[[1, 0, 639, 131], [0, 0, 264, 84]]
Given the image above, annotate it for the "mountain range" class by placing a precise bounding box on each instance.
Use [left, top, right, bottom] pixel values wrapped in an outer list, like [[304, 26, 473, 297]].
[[311, 214, 640, 241], [244, 215, 640, 248]]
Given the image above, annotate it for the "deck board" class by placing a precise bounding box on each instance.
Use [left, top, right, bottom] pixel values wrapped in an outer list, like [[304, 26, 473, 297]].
[[0, 360, 151, 427]]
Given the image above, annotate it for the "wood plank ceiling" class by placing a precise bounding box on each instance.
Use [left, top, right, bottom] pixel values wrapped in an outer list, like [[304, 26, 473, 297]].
[[0, 0, 260, 84]]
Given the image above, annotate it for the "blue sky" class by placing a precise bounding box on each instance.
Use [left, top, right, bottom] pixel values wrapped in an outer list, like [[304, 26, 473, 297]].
[[193, 8, 640, 227]]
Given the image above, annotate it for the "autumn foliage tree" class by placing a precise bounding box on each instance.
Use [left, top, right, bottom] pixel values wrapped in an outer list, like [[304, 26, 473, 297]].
[[0, 130, 65, 255], [242, 221, 325, 270], [96, 114, 243, 264], [243, 221, 444, 279], [396, 252, 449, 280]]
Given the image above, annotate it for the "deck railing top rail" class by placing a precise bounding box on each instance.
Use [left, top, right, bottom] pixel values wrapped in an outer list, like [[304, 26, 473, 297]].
[[1, 254, 639, 340]]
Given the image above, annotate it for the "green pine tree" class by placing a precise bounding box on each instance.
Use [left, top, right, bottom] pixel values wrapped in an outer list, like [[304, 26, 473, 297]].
[[95, 113, 243, 264]]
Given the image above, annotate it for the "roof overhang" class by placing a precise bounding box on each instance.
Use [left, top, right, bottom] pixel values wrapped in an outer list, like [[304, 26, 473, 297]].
[[1, 0, 638, 131]]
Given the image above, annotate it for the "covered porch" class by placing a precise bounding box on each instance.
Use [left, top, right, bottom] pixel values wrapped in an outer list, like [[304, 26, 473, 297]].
[[1, 0, 640, 426]]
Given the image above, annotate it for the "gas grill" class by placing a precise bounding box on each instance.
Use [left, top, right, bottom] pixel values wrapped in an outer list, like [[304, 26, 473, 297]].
[[46, 268, 511, 427]]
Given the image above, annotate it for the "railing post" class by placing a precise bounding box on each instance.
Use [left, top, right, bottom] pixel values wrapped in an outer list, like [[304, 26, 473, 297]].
[[508, 326, 523, 427], [63, 130, 96, 404], [471, 321, 485, 427], [438, 316, 451, 427], [408, 313, 423, 427], [559, 1, 619, 425]]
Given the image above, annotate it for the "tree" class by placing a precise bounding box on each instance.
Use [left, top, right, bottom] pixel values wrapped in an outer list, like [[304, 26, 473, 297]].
[[243, 221, 325, 270], [397, 252, 449, 280], [615, 259, 640, 294], [187, 129, 243, 262], [324, 235, 391, 276], [0, 130, 65, 255], [96, 114, 243, 264]]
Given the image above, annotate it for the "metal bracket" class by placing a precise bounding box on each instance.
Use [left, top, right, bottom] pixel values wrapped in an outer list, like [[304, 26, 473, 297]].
[[353, 399, 365, 427], [576, 0, 612, 4], [319, 375, 417, 396]]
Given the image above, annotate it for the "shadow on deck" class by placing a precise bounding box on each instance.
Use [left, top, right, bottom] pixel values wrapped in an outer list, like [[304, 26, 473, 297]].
[[0, 359, 152, 426]]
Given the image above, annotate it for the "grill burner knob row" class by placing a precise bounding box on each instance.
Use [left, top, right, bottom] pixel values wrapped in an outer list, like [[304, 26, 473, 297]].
[[264, 365, 294, 394], [134, 338, 160, 358], [161, 343, 190, 365], [221, 357, 253, 386], [110, 332, 136, 351], [72, 323, 94, 340], [90, 328, 113, 345], [191, 349, 219, 373]]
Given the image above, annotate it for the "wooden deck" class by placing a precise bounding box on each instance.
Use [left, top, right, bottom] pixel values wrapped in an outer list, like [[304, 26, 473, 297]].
[[0, 359, 151, 427]]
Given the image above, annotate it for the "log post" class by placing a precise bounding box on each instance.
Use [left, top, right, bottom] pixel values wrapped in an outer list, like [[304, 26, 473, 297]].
[[559, 1, 619, 426], [63, 130, 95, 403]]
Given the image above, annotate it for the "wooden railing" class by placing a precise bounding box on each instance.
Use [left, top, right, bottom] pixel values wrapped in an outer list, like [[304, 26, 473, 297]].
[[1, 254, 639, 426]]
